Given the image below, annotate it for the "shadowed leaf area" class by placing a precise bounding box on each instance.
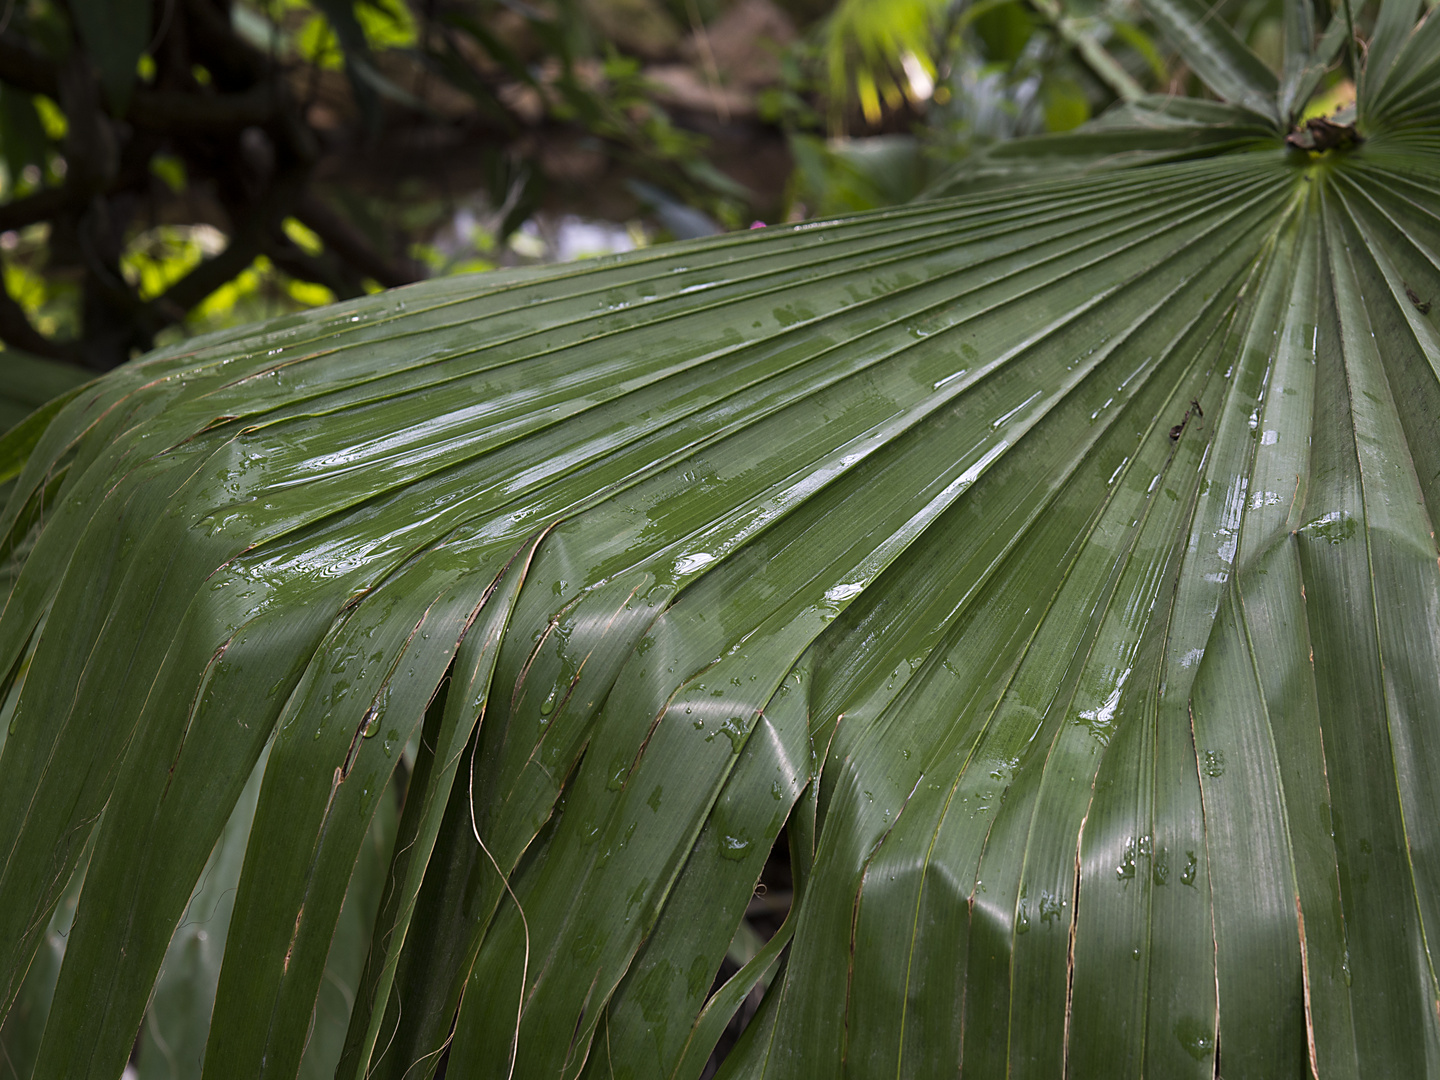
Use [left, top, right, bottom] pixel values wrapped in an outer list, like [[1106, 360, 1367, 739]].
[[2, 1, 1440, 1077]]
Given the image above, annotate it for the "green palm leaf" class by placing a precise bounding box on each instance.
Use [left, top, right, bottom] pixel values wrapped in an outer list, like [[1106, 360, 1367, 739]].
[[3, 5, 1440, 1077]]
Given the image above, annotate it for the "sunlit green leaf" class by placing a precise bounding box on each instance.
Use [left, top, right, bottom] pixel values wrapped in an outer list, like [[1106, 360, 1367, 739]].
[[1041, 76, 1090, 131]]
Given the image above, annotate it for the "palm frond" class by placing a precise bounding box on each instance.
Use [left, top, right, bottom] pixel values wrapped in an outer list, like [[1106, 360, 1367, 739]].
[[3, 5, 1440, 1078]]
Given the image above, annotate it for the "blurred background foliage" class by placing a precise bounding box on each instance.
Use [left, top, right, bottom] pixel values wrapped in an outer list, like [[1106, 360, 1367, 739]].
[[0, 0, 1376, 371], [0, 0, 1382, 371]]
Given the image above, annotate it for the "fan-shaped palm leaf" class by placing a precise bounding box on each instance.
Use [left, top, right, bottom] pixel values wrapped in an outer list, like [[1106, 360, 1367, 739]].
[[3, 2, 1440, 1077]]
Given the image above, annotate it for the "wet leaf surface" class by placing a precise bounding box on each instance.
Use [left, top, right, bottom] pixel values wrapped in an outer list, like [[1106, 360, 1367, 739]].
[[3, 9, 1440, 1078]]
